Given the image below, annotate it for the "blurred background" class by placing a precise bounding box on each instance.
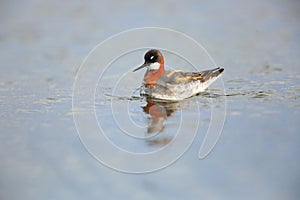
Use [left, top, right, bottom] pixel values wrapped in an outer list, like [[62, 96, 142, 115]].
[[1, 0, 300, 199]]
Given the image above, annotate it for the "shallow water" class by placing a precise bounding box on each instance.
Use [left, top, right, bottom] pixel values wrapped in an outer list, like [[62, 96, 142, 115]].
[[1, 0, 300, 199]]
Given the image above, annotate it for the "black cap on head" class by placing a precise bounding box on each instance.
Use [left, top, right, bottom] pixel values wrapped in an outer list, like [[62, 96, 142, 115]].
[[144, 49, 162, 64], [133, 49, 163, 72]]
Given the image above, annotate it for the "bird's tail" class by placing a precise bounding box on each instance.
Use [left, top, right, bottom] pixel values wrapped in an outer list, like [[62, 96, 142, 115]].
[[200, 67, 224, 82]]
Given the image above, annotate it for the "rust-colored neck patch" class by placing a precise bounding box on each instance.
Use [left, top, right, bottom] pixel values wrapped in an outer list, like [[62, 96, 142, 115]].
[[143, 64, 165, 87]]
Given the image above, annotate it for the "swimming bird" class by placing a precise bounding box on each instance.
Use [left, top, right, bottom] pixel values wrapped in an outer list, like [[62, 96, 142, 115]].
[[133, 49, 224, 101]]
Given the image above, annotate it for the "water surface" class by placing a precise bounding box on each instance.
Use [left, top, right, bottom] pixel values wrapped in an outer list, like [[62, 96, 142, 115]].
[[1, 0, 300, 199]]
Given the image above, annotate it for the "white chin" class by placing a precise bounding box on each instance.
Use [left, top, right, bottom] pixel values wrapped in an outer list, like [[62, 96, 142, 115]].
[[148, 62, 160, 70]]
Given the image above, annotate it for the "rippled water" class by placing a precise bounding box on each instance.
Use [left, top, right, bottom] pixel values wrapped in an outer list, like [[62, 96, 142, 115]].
[[1, 0, 300, 199]]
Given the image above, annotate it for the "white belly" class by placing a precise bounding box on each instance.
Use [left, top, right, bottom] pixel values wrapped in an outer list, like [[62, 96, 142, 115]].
[[141, 77, 218, 101]]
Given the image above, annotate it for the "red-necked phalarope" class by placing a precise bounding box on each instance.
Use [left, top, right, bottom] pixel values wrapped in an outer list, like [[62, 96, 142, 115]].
[[133, 49, 224, 101]]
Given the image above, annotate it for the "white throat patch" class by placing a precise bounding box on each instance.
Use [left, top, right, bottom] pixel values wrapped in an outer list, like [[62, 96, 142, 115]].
[[148, 62, 160, 70]]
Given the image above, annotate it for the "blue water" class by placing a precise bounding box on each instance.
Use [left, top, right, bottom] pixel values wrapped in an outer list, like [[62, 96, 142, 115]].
[[1, 0, 300, 199]]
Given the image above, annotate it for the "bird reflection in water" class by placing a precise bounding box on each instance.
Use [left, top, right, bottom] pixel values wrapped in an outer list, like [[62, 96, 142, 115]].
[[142, 97, 188, 146]]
